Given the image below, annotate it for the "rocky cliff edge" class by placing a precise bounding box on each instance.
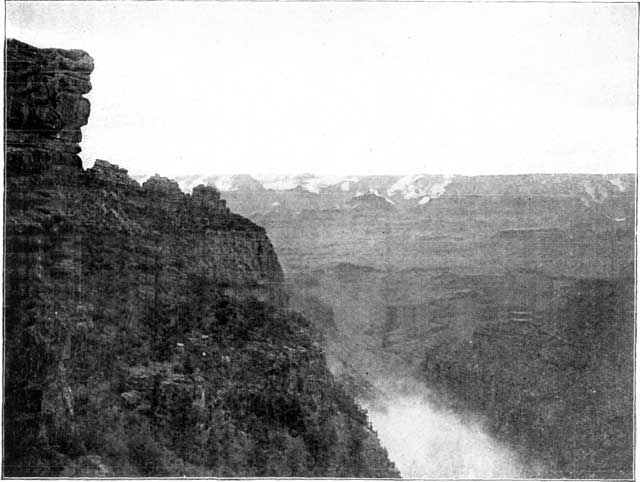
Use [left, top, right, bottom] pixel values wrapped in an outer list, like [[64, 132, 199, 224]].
[[3, 39, 398, 478]]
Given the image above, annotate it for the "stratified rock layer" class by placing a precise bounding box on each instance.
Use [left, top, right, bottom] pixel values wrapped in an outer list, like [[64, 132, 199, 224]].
[[3, 39, 398, 478], [6, 39, 93, 175]]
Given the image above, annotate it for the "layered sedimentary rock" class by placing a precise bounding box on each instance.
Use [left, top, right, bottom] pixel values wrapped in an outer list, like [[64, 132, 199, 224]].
[[6, 39, 93, 175], [4, 39, 398, 477]]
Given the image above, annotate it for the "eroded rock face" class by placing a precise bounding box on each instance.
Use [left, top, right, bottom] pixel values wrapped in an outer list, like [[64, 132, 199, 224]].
[[4, 39, 397, 478], [88, 160, 140, 187], [6, 39, 94, 175]]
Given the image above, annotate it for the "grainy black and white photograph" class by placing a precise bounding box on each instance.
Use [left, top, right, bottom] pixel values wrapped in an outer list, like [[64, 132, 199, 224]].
[[3, 1, 637, 479]]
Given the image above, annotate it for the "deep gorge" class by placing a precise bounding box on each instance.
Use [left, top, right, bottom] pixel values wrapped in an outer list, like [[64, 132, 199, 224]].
[[4, 36, 635, 479]]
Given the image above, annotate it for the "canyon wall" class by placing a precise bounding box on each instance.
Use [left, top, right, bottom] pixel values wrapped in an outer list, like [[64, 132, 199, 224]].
[[3, 39, 398, 477]]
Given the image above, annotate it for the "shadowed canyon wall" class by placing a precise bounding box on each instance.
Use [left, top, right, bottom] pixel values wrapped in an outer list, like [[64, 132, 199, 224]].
[[3, 39, 398, 477]]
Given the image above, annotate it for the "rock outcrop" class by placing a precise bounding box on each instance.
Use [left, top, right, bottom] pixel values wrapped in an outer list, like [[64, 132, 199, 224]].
[[3, 39, 398, 478], [6, 39, 93, 175]]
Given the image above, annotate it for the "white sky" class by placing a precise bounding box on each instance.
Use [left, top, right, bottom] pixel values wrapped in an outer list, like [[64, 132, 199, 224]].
[[6, 1, 639, 177]]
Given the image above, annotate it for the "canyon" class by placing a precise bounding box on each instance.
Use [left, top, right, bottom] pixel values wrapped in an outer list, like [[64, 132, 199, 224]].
[[176, 172, 635, 478], [4, 37, 635, 479]]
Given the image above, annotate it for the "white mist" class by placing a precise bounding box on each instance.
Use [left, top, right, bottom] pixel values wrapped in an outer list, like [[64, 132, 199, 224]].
[[363, 394, 523, 479]]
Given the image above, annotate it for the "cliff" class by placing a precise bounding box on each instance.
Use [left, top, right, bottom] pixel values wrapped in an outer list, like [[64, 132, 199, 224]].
[[3, 39, 398, 477], [6, 39, 93, 175]]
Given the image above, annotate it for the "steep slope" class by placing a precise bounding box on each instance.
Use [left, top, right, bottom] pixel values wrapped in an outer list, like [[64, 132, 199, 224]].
[[3, 39, 398, 478], [421, 275, 634, 478]]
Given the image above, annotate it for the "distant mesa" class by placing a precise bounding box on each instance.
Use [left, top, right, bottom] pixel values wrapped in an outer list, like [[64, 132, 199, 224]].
[[387, 174, 453, 201], [209, 174, 265, 192], [347, 190, 395, 211]]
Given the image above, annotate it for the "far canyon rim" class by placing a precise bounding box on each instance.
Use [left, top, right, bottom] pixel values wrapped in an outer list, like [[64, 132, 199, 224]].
[[3, 33, 636, 479]]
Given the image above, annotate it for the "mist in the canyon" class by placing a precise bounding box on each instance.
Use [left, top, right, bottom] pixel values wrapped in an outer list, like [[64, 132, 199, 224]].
[[359, 379, 535, 479]]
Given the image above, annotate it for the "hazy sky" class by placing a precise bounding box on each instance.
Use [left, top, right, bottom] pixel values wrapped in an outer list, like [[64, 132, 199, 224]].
[[7, 1, 638, 177]]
